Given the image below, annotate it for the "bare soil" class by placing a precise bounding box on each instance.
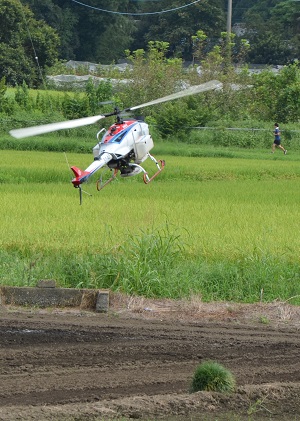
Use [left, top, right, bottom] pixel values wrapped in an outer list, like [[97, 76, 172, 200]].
[[0, 293, 300, 421]]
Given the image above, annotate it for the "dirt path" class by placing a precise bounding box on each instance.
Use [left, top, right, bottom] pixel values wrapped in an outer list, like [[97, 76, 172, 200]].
[[0, 295, 300, 420]]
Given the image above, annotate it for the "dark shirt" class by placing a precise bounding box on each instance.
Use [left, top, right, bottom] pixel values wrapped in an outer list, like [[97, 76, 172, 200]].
[[274, 127, 280, 141]]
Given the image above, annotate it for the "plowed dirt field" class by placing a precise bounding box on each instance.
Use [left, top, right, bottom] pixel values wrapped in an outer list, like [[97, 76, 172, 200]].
[[0, 294, 300, 420]]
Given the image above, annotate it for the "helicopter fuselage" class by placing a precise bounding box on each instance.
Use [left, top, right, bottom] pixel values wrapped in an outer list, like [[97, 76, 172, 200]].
[[71, 119, 154, 186], [94, 119, 153, 163]]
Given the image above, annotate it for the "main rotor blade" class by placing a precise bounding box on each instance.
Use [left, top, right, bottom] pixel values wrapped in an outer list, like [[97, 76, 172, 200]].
[[127, 80, 222, 112], [9, 114, 106, 139]]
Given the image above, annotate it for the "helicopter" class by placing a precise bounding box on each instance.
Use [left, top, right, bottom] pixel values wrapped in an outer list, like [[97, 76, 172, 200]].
[[9, 80, 222, 204]]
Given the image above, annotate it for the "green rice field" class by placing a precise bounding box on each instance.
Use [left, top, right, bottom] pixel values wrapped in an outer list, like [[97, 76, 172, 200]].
[[1, 147, 300, 303]]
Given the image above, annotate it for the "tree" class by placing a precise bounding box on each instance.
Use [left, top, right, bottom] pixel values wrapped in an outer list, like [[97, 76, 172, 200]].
[[244, 0, 300, 64], [122, 41, 184, 107], [232, 0, 257, 23], [191, 30, 207, 64], [131, 0, 226, 61], [15, 0, 298, 67], [23, 0, 79, 60], [71, 0, 137, 63], [251, 63, 300, 122], [270, 1, 300, 60], [0, 0, 59, 86], [23, 0, 137, 63]]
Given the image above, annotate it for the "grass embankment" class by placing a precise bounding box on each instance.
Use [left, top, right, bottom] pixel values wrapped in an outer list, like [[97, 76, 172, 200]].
[[1, 146, 300, 304]]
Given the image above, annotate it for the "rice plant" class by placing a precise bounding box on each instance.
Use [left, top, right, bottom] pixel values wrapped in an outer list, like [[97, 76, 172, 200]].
[[1, 149, 300, 303], [191, 361, 236, 393]]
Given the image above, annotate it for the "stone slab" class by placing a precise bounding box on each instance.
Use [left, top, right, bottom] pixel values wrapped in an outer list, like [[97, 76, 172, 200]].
[[0, 286, 110, 312]]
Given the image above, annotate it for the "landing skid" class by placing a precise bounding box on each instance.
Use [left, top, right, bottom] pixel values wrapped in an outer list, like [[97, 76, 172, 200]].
[[94, 153, 165, 192], [96, 168, 118, 191], [143, 154, 165, 184]]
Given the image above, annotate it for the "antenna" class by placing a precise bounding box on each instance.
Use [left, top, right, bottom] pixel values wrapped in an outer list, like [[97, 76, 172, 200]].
[[18, 0, 48, 91], [64, 152, 74, 178]]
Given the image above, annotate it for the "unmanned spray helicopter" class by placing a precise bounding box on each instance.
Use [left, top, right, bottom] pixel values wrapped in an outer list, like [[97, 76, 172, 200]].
[[10, 80, 222, 204]]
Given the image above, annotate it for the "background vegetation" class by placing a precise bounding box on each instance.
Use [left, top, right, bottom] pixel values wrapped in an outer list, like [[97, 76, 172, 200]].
[[0, 48, 299, 141], [0, 0, 299, 86]]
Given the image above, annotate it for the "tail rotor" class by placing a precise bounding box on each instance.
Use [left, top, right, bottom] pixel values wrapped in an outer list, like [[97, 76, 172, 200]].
[[64, 153, 92, 204]]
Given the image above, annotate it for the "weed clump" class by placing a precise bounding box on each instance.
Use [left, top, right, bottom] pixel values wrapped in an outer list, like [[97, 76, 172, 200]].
[[191, 361, 236, 393]]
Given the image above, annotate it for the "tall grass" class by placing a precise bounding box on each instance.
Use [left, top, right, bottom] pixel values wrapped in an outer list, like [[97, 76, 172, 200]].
[[1, 149, 300, 303]]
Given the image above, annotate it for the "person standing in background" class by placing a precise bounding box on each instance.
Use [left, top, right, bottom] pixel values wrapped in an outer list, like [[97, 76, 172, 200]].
[[272, 123, 287, 154]]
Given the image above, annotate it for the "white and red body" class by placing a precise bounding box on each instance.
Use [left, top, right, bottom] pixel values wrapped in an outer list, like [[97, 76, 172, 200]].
[[71, 119, 164, 188]]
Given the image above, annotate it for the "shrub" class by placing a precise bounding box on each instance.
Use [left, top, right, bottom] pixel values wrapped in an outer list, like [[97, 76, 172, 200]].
[[152, 100, 199, 138], [191, 361, 236, 393]]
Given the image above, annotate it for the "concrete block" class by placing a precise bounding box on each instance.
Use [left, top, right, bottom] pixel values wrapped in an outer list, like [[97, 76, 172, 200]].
[[0, 286, 82, 308], [96, 289, 110, 312], [0, 286, 110, 311]]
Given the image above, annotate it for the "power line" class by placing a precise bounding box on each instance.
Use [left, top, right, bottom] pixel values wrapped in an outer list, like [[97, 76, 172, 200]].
[[18, 1, 48, 91], [18, 0, 54, 113], [70, 0, 203, 15]]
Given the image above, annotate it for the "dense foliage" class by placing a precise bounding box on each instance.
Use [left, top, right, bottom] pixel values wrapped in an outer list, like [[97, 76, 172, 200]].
[[0, 0, 299, 86], [23, 0, 137, 63], [0, 0, 59, 87], [0, 40, 299, 143]]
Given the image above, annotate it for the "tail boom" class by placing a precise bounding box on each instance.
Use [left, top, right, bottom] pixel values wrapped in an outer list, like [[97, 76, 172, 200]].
[[71, 152, 112, 187]]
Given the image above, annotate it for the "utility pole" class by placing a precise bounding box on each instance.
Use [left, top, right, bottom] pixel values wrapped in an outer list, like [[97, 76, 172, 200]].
[[225, 0, 233, 70], [227, 0, 232, 35]]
